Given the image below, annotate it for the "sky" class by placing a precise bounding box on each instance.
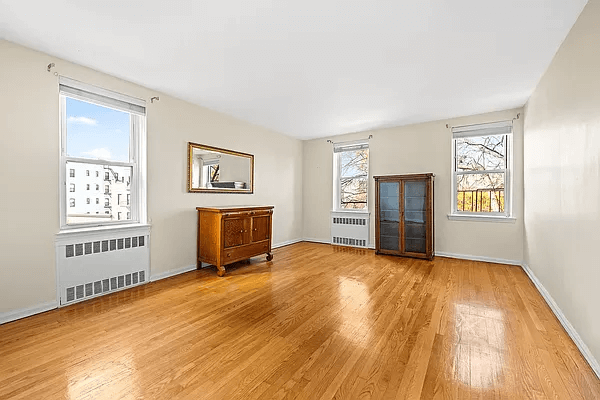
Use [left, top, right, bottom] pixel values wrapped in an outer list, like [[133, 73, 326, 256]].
[[66, 97, 130, 162]]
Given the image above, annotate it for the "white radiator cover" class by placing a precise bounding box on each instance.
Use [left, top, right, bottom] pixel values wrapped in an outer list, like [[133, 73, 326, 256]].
[[55, 225, 151, 306], [331, 211, 370, 248]]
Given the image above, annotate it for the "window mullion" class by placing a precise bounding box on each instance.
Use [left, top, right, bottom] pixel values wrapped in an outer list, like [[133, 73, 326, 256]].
[[456, 169, 506, 175]]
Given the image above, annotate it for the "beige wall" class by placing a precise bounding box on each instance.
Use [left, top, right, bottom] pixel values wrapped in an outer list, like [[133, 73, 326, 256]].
[[523, 0, 600, 362], [303, 108, 524, 262], [0, 40, 303, 314]]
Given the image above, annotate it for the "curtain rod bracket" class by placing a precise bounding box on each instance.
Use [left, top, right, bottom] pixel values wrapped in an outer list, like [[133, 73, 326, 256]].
[[150, 96, 160, 103]]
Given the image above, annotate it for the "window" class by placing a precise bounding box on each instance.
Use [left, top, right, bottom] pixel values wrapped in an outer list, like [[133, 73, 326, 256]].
[[69, 183, 75, 192], [69, 198, 75, 207], [118, 212, 122, 220], [86, 198, 90, 204], [333, 141, 369, 210], [451, 121, 512, 217], [60, 77, 146, 227], [104, 198, 110, 207], [118, 194, 121, 205], [127, 194, 130, 206], [96, 198, 99, 204]]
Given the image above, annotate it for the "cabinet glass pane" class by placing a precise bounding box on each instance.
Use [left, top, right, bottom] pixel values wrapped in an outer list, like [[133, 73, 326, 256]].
[[379, 182, 399, 251], [404, 181, 426, 253]]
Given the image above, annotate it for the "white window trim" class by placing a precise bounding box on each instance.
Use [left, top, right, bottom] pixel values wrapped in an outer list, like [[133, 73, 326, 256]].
[[58, 77, 147, 231], [332, 139, 369, 212], [449, 121, 513, 222]]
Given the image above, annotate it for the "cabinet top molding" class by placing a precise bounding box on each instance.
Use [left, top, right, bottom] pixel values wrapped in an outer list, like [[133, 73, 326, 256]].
[[196, 205, 274, 213]]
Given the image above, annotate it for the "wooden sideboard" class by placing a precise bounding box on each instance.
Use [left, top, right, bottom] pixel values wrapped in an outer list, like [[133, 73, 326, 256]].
[[196, 205, 274, 276]]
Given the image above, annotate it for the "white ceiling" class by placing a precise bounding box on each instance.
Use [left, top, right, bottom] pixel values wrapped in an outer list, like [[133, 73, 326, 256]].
[[0, 0, 587, 139]]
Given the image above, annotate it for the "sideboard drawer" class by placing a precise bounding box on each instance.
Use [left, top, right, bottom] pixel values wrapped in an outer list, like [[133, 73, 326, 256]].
[[223, 210, 272, 219], [222, 241, 270, 263]]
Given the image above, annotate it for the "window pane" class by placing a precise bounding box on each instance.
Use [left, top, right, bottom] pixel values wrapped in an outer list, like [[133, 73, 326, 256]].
[[341, 178, 367, 209], [66, 161, 132, 224], [457, 173, 505, 213], [66, 97, 130, 162], [340, 149, 368, 179], [339, 148, 368, 209], [456, 135, 505, 172]]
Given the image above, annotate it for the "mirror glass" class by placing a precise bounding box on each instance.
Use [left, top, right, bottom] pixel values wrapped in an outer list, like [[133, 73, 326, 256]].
[[188, 143, 254, 193]]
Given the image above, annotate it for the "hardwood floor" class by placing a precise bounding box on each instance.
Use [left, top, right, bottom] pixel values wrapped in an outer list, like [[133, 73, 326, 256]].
[[0, 242, 598, 399]]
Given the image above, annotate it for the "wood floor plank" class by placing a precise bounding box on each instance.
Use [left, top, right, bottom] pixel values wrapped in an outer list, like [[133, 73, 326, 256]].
[[0, 242, 598, 399]]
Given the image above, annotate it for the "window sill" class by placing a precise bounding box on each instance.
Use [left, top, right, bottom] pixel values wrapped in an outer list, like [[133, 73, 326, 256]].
[[331, 210, 370, 215], [56, 223, 151, 245], [447, 214, 516, 223]]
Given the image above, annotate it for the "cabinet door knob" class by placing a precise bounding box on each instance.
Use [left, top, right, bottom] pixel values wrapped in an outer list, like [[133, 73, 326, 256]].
[[240, 230, 243, 233]]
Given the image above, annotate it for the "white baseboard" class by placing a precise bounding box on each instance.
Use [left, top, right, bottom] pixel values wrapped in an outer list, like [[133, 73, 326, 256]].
[[272, 238, 303, 249], [302, 238, 375, 249], [150, 264, 197, 282], [0, 300, 58, 325], [435, 251, 522, 266], [521, 263, 600, 379], [302, 237, 331, 245]]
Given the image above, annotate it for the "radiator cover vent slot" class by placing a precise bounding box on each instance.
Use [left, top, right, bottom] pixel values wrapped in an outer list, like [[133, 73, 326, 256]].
[[64, 270, 147, 304], [332, 237, 367, 247], [332, 217, 367, 226], [65, 235, 145, 258]]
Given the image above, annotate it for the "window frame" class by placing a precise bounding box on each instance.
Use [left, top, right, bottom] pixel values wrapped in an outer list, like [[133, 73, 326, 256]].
[[58, 77, 147, 230], [450, 121, 513, 219], [332, 140, 369, 212]]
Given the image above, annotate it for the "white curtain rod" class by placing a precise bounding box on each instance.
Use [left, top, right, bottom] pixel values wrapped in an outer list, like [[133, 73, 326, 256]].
[[326, 135, 373, 145], [446, 113, 520, 130]]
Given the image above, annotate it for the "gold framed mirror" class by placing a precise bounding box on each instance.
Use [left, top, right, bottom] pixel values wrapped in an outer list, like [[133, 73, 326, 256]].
[[187, 142, 254, 193]]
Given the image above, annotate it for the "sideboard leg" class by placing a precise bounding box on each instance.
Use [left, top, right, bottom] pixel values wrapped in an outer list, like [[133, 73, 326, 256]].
[[216, 264, 226, 277], [266, 253, 273, 261]]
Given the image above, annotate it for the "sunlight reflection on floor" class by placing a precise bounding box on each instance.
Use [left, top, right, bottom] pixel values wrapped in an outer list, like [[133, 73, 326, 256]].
[[337, 276, 372, 347], [67, 349, 141, 399], [453, 302, 505, 389]]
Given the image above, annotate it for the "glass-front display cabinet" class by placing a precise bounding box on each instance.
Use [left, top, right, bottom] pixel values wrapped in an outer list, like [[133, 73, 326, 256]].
[[374, 173, 434, 260]]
